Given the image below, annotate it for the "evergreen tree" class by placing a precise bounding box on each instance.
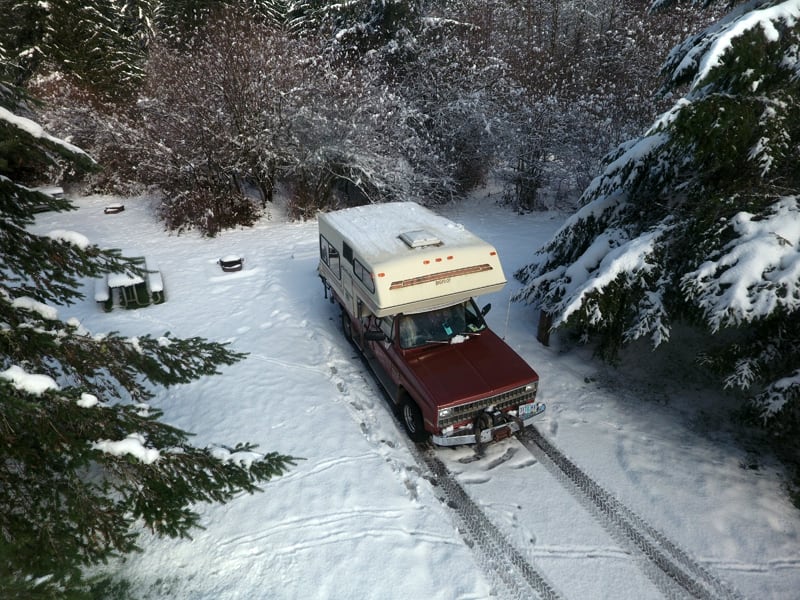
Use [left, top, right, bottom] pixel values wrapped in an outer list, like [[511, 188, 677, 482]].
[[298, 0, 422, 61], [243, 0, 302, 30], [515, 1, 800, 436], [0, 83, 294, 596], [40, 0, 147, 99], [0, 0, 49, 84], [0, 0, 158, 94]]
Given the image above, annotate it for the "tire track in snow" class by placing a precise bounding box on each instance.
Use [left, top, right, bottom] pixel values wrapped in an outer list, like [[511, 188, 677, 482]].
[[521, 426, 744, 600], [414, 445, 565, 600]]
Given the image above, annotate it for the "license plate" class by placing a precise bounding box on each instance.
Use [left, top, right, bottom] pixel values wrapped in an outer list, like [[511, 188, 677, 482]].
[[518, 402, 542, 418]]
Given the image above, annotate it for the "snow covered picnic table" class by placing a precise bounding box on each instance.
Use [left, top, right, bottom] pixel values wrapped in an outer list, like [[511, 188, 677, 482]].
[[94, 259, 164, 309]]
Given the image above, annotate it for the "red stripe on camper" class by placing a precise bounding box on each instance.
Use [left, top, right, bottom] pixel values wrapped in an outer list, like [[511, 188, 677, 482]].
[[389, 264, 493, 290]]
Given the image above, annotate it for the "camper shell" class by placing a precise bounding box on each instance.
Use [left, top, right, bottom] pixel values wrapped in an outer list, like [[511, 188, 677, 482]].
[[318, 202, 507, 318], [318, 202, 544, 446]]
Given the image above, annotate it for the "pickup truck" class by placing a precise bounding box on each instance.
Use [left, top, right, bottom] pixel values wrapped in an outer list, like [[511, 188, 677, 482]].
[[318, 202, 544, 446]]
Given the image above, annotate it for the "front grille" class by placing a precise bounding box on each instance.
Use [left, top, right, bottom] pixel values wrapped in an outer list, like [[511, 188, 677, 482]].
[[438, 383, 537, 429]]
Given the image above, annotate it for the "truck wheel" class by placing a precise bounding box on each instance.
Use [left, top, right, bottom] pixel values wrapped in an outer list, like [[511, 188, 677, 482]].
[[401, 398, 428, 443], [341, 310, 353, 341]]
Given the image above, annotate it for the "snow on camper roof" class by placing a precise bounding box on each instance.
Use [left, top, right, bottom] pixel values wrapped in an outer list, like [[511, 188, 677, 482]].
[[318, 202, 507, 316], [320, 202, 484, 263]]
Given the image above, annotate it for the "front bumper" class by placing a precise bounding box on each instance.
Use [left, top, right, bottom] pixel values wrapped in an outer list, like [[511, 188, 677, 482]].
[[431, 401, 546, 447]]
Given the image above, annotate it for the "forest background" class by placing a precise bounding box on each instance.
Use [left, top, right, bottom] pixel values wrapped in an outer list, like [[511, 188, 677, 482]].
[[1, 0, 722, 229]]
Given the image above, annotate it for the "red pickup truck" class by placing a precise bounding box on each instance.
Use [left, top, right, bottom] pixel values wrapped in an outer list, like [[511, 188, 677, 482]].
[[318, 202, 544, 446]]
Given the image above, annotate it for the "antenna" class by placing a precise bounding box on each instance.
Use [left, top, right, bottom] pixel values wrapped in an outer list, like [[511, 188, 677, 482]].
[[503, 290, 512, 340]]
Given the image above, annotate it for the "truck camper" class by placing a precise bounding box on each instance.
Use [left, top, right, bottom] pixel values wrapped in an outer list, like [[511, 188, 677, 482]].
[[318, 202, 544, 446]]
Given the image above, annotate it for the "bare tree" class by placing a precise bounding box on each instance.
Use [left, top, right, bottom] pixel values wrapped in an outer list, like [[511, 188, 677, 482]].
[[138, 8, 319, 232]]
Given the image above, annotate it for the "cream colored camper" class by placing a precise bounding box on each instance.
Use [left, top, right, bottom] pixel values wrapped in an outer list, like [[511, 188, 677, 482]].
[[317, 202, 506, 319]]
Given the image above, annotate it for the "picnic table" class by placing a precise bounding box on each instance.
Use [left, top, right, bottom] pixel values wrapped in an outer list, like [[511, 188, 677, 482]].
[[109, 270, 146, 306], [94, 260, 164, 310]]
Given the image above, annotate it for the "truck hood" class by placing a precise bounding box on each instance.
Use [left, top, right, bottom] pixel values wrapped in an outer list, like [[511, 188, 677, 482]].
[[404, 331, 538, 408]]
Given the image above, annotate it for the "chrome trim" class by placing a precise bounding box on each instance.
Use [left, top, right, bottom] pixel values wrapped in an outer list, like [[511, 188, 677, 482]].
[[432, 402, 546, 446]]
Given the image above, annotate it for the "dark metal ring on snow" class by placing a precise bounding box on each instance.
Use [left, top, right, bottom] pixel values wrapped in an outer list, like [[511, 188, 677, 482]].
[[218, 256, 244, 272]]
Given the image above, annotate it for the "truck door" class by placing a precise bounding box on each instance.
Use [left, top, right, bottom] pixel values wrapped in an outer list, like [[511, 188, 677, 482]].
[[364, 316, 401, 398]]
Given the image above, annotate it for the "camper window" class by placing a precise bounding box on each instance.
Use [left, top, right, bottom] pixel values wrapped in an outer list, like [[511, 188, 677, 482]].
[[353, 259, 375, 293], [320, 235, 341, 279]]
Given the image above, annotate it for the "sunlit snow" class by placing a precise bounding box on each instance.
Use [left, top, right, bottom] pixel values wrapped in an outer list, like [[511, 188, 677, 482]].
[[26, 194, 800, 600]]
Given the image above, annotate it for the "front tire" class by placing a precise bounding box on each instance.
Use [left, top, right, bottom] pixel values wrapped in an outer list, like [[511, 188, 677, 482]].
[[400, 397, 429, 443]]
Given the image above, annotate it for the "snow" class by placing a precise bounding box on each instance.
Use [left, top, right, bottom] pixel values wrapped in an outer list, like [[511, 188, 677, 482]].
[[667, 0, 800, 91], [92, 433, 161, 465], [682, 196, 800, 331], [77, 392, 100, 408], [690, 0, 800, 88], [12, 296, 59, 320], [30, 194, 800, 599], [0, 105, 90, 159], [147, 268, 164, 293], [47, 229, 91, 249], [1, 365, 59, 396], [322, 201, 475, 262], [558, 225, 668, 327], [108, 271, 144, 287]]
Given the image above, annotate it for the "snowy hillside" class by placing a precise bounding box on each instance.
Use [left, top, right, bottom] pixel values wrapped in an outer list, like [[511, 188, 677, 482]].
[[32, 194, 800, 599]]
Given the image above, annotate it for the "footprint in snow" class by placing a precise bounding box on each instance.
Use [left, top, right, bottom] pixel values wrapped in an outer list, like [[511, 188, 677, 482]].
[[510, 458, 538, 469], [486, 447, 517, 470], [462, 475, 492, 485]]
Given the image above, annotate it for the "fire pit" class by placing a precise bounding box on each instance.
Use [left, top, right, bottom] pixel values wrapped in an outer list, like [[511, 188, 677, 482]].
[[218, 255, 244, 272]]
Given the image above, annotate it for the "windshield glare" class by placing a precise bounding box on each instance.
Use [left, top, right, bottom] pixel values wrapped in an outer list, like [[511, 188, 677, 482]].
[[398, 301, 486, 349]]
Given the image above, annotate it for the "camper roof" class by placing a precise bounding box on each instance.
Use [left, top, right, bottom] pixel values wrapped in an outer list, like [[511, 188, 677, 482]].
[[318, 202, 507, 316], [320, 202, 485, 264]]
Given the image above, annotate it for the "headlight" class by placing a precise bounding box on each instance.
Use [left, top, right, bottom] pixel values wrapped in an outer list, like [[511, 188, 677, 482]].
[[438, 407, 453, 421], [525, 382, 538, 393]]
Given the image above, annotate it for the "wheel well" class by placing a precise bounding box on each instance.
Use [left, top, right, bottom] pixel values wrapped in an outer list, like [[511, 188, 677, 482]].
[[396, 386, 410, 408]]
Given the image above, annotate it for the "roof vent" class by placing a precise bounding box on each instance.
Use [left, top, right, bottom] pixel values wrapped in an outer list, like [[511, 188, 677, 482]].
[[399, 230, 442, 248]]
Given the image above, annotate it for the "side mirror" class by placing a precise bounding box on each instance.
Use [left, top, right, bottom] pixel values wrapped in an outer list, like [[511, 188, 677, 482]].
[[481, 303, 492, 316], [364, 330, 386, 342]]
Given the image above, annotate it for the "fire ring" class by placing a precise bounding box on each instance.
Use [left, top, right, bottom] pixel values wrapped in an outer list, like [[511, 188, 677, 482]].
[[218, 255, 244, 272]]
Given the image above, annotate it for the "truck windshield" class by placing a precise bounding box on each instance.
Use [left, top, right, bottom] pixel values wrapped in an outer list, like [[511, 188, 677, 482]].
[[398, 300, 487, 349]]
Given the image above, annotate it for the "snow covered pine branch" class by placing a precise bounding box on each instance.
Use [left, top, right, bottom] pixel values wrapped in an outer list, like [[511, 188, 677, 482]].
[[514, 1, 800, 424]]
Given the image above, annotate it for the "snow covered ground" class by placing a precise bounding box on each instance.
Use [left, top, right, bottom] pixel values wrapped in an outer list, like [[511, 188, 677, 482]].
[[32, 194, 800, 599]]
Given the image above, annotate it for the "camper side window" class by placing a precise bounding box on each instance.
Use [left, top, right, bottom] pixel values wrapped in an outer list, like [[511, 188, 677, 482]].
[[353, 259, 375, 293], [320, 235, 341, 279]]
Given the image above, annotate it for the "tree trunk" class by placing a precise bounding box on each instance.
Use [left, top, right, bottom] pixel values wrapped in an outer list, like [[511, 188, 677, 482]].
[[537, 309, 553, 346]]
